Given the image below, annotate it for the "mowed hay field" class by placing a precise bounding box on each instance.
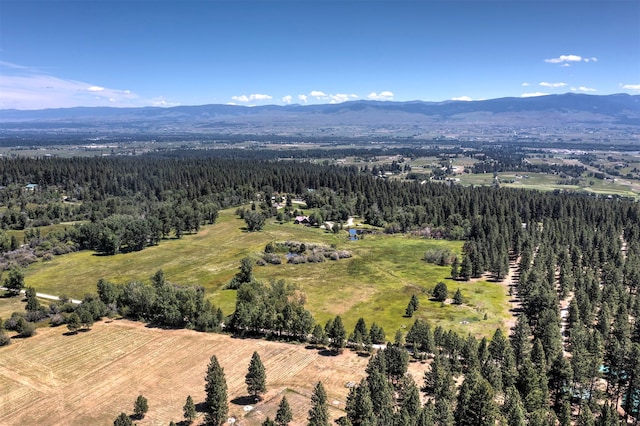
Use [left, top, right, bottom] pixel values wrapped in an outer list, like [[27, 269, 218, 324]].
[[23, 207, 512, 338], [0, 318, 427, 426]]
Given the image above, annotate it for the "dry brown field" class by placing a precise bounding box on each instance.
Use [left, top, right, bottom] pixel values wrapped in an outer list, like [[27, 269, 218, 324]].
[[0, 319, 428, 425]]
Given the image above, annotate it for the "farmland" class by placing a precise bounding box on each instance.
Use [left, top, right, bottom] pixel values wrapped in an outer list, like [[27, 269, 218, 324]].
[[0, 318, 427, 426], [21, 207, 512, 338]]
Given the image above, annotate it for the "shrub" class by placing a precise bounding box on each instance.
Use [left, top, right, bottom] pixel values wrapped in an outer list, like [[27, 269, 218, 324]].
[[16, 317, 36, 337], [337, 250, 352, 259], [0, 332, 10, 346], [262, 253, 282, 265], [424, 248, 455, 266], [287, 255, 307, 264], [307, 252, 325, 263], [50, 314, 66, 326]]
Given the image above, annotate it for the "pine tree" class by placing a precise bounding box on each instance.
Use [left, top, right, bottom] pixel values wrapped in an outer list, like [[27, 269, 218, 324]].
[[453, 288, 463, 305], [410, 294, 419, 311], [204, 355, 228, 426], [275, 396, 293, 426], [460, 255, 472, 281], [183, 395, 196, 424], [455, 369, 497, 426], [346, 379, 375, 426], [576, 404, 595, 426], [246, 351, 267, 401], [451, 256, 460, 280], [25, 287, 40, 312], [262, 418, 277, 426], [329, 315, 346, 354], [307, 382, 329, 426], [434, 397, 454, 426], [113, 412, 132, 426], [502, 386, 525, 426], [133, 395, 148, 419], [405, 302, 415, 318], [399, 375, 421, 420]]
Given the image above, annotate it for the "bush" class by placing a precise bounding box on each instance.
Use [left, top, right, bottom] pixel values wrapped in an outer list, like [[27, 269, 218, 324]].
[[16, 317, 36, 337], [307, 252, 325, 263], [3, 313, 23, 331], [287, 255, 307, 264], [50, 314, 66, 326], [0, 332, 10, 346], [262, 253, 282, 265], [24, 309, 48, 323], [424, 248, 455, 266], [337, 250, 352, 259]]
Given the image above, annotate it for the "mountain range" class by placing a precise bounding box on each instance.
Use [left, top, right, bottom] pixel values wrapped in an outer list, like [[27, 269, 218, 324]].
[[1, 93, 638, 138]]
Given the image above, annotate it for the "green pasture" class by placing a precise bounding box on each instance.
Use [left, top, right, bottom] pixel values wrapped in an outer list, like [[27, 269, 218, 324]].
[[21, 208, 512, 338], [457, 172, 639, 198]]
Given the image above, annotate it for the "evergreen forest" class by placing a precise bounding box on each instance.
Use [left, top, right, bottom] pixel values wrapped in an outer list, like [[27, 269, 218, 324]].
[[1, 149, 639, 425]]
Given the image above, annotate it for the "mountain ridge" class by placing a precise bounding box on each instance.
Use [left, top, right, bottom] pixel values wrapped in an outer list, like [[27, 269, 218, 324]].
[[1, 93, 638, 136]]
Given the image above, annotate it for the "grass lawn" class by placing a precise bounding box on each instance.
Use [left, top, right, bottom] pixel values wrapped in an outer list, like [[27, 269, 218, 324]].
[[23, 208, 512, 339]]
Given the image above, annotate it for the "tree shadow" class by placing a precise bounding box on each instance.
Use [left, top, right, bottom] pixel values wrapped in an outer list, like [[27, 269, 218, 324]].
[[231, 396, 256, 406], [317, 349, 339, 357], [195, 402, 208, 413], [62, 331, 78, 336]]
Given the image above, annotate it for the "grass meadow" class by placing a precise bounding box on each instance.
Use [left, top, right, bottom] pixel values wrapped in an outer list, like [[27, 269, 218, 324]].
[[21, 208, 512, 339]]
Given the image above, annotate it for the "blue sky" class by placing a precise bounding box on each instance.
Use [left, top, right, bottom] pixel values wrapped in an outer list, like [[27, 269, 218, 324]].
[[1, 0, 639, 109]]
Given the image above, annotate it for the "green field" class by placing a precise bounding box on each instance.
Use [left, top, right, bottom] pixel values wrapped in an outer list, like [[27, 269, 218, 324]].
[[21, 208, 511, 338], [457, 172, 640, 198]]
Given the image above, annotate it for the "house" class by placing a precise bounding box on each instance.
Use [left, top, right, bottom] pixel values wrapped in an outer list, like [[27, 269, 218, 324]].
[[24, 183, 38, 191], [294, 216, 310, 224]]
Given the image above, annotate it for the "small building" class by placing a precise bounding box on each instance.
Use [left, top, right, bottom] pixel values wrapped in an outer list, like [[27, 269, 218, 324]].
[[24, 183, 38, 191], [294, 216, 310, 224]]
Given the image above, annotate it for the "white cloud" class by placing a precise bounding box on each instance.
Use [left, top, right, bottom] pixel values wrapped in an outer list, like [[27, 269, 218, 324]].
[[622, 84, 640, 91], [368, 91, 394, 100], [544, 54, 597, 64], [231, 93, 273, 103], [250, 93, 271, 101], [451, 96, 472, 101], [571, 86, 597, 92], [561, 63, 571, 68], [521, 82, 530, 87], [544, 54, 583, 63], [0, 64, 150, 109], [539, 82, 567, 88], [282, 95, 293, 104], [521, 92, 549, 98], [302, 91, 358, 103], [329, 93, 358, 103]]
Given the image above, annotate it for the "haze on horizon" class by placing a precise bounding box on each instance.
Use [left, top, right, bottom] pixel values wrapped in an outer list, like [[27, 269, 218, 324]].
[[1, 0, 639, 110]]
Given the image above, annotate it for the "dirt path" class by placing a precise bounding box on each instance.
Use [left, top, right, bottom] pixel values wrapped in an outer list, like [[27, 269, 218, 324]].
[[559, 290, 575, 357], [0, 287, 81, 304], [495, 257, 523, 335]]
